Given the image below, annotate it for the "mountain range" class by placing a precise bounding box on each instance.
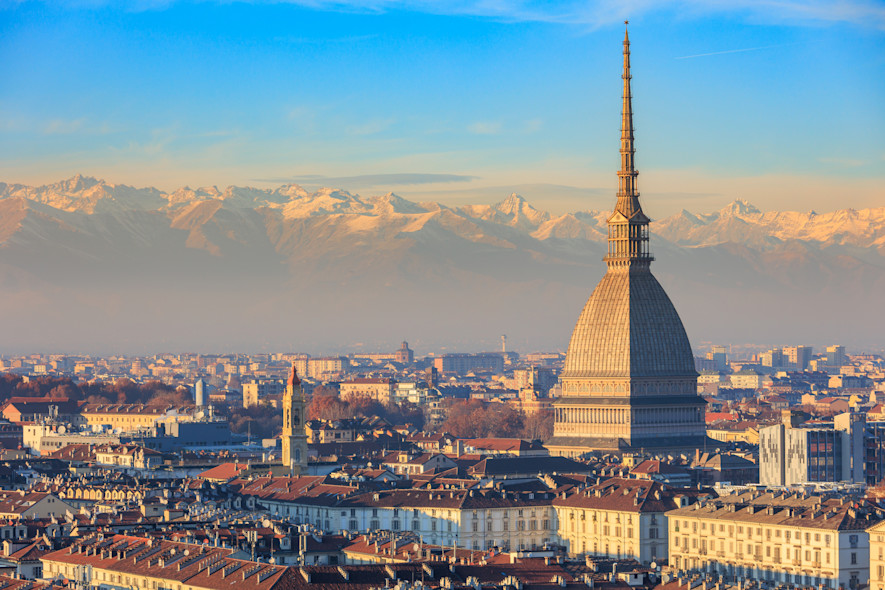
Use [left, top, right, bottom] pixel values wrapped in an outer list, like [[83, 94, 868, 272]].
[[1, 175, 883, 354]]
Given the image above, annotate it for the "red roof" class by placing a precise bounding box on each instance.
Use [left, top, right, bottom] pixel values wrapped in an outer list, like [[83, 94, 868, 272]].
[[198, 462, 250, 481], [630, 459, 689, 476], [705, 412, 737, 423], [817, 397, 846, 404], [463, 438, 533, 452]]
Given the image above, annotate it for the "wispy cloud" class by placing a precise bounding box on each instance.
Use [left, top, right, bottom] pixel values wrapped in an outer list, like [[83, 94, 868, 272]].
[[346, 117, 396, 136], [272, 33, 379, 44], [253, 173, 479, 186], [115, 125, 178, 157], [38, 0, 885, 27], [523, 119, 543, 133], [111, 0, 885, 28], [468, 121, 502, 135], [43, 118, 86, 134], [675, 44, 784, 59], [0, 113, 117, 136], [818, 156, 865, 167]]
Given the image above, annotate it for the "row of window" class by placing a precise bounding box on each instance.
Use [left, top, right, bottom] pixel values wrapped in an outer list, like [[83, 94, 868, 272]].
[[674, 520, 846, 546]]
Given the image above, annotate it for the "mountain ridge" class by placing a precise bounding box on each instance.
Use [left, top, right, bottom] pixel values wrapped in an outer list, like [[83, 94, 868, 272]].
[[3, 176, 883, 249], [1, 176, 882, 353]]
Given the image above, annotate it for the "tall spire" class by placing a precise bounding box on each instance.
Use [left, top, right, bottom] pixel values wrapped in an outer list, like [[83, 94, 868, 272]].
[[605, 21, 652, 267]]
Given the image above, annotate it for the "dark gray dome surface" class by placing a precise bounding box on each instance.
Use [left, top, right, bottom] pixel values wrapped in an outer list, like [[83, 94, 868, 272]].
[[562, 267, 696, 379]]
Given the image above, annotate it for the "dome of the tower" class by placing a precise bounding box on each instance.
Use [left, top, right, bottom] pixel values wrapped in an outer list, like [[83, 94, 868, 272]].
[[561, 268, 696, 379]]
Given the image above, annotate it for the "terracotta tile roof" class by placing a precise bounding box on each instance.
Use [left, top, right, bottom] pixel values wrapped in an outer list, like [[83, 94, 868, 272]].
[[667, 491, 884, 531], [199, 463, 250, 481], [462, 438, 533, 452], [704, 412, 737, 423], [0, 491, 56, 515], [342, 534, 486, 563], [95, 444, 162, 456], [629, 460, 689, 476], [0, 574, 53, 590], [454, 558, 576, 585], [552, 478, 706, 513], [2, 398, 82, 415], [42, 534, 287, 590], [231, 476, 359, 506], [8, 540, 53, 562], [45, 444, 95, 462], [816, 397, 844, 404]]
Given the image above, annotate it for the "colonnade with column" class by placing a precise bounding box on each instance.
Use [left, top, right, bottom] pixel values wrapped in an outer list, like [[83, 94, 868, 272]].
[[554, 406, 702, 425]]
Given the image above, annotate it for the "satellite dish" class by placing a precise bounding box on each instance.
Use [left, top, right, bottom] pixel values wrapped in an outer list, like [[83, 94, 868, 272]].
[[650, 562, 657, 570], [58, 425, 66, 434]]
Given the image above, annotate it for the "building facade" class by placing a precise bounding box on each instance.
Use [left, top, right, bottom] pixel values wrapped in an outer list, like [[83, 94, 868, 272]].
[[667, 491, 878, 589], [553, 478, 698, 565], [242, 379, 285, 408], [432, 354, 505, 375], [760, 412, 866, 487], [339, 378, 396, 405], [307, 357, 347, 379]]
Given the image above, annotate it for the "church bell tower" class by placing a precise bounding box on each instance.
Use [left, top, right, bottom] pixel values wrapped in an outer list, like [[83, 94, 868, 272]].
[[282, 364, 308, 474]]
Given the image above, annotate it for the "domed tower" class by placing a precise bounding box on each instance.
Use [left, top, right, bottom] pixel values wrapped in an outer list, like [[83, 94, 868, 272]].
[[282, 364, 308, 473], [546, 24, 707, 456]]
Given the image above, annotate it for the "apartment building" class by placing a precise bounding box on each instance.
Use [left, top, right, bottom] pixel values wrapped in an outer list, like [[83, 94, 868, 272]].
[[667, 490, 879, 589], [81, 404, 196, 432], [760, 412, 878, 486], [432, 353, 504, 375], [339, 378, 396, 405], [337, 488, 556, 552], [242, 379, 286, 408], [307, 357, 347, 379], [867, 520, 885, 590], [553, 477, 704, 565], [41, 535, 275, 590], [232, 476, 554, 552]]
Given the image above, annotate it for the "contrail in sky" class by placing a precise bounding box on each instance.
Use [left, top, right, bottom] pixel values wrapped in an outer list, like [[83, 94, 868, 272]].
[[675, 44, 783, 59]]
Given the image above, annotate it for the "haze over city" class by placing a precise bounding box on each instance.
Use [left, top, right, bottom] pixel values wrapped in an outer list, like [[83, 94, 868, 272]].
[[2, 0, 884, 354]]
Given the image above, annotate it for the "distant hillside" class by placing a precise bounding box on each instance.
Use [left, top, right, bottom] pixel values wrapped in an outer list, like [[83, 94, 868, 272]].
[[1, 175, 882, 353]]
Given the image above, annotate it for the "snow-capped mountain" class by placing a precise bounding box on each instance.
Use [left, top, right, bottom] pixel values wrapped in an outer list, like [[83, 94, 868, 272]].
[[1, 176, 882, 353], [652, 199, 885, 250]]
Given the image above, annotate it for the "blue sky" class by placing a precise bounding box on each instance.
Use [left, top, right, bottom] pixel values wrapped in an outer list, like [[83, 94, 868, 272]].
[[1, 0, 883, 216]]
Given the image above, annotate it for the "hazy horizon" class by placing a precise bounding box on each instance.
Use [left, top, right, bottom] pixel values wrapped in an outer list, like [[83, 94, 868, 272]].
[[1, 1, 883, 357]]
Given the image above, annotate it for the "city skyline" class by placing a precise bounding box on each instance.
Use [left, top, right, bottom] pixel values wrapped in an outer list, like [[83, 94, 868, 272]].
[[2, 0, 883, 219]]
